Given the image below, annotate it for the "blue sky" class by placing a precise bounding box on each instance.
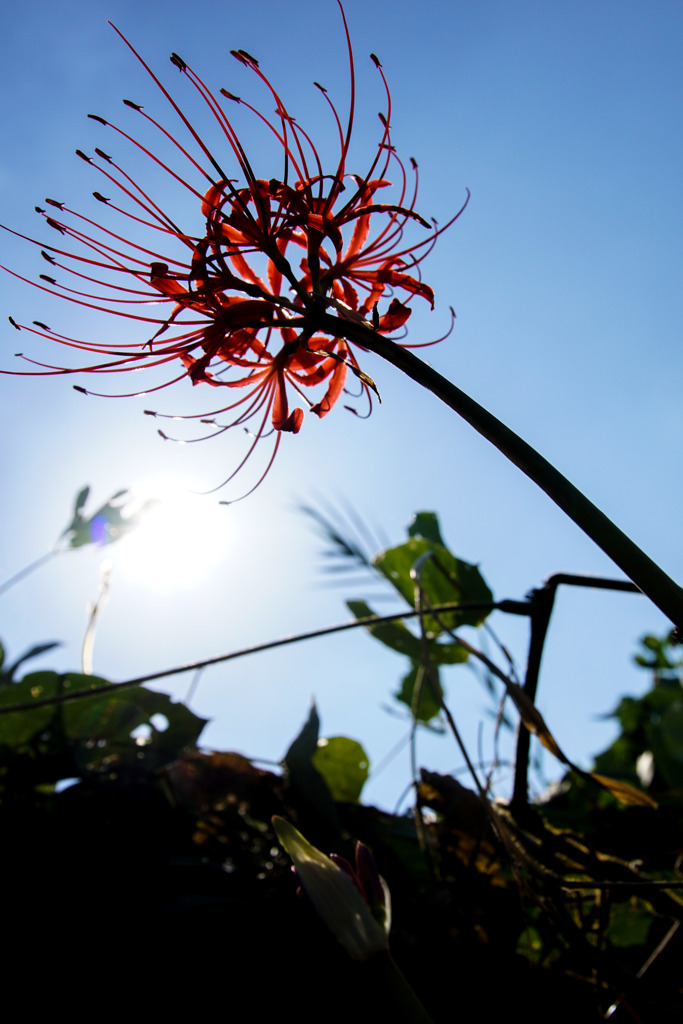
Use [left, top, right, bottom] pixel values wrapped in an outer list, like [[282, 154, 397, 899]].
[[1, 0, 681, 809]]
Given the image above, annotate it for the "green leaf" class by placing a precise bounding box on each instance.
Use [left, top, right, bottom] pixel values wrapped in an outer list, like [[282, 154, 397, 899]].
[[69, 493, 131, 548], [374, 538, 493, 634], [61, 488, 157, 549], [592, 735, 641, 787], [517, 924, 544, 964], [428, 642, 471, 667], [347, 601, 469, 667], [646, 703, 683, 790], [0, 670, 207, 771], [609, 695, 643, 734], [0, 671, 60, 745], [0, 671, 98, 746], [347, 600, 425, 660], [312, 736, 370, 803], [635, 633, 683, 675], [395, 663, 443, 723], [408, 511, 445, 546], [61, 676, 207, 768]]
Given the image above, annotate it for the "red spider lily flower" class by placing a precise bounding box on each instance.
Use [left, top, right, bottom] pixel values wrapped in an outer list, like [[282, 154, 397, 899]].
[[1, 1, 467, 497]]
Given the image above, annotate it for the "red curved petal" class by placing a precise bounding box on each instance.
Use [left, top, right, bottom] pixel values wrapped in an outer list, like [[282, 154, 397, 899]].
[[310, 359, 348, 418]]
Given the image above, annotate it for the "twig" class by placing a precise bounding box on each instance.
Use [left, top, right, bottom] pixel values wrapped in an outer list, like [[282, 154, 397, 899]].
[[81, 562, 111, 675], [412, 559, 487, 800], [512, 573, 639, 810], [0, 549, 61, 597], [0, 600, 515, 716]]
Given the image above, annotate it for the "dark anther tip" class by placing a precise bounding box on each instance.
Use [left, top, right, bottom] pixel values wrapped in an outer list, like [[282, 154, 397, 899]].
[[238, 48, 259, 65]]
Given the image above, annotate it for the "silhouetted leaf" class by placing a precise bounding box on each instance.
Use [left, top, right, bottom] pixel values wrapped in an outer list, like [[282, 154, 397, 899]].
[[1, 641, 61, 685], [283, 703, 339, 830], [73, 485, 90, 517]]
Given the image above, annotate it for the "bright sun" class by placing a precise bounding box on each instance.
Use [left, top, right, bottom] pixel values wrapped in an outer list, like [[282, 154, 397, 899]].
[[113, 476, 232, 590]]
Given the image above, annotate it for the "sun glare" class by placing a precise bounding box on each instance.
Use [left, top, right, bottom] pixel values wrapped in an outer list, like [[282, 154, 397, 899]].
[[114, 476, 232, 590]]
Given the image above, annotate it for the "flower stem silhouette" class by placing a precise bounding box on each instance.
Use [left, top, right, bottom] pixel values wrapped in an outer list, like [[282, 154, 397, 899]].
[[313, 310, 683, 630]]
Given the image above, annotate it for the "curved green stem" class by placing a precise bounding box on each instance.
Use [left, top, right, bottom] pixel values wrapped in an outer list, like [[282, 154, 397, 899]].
[[368, 952, 436, 1024], [318, 312, 683, 630]]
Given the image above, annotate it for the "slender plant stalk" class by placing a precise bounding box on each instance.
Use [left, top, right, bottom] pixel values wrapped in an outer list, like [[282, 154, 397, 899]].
[[512, 574, 639, 809], [317, 311, 683, 630], [0, 600, 506, 715], [0, 549, 60, 597], [81, 564, 111, 676]]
